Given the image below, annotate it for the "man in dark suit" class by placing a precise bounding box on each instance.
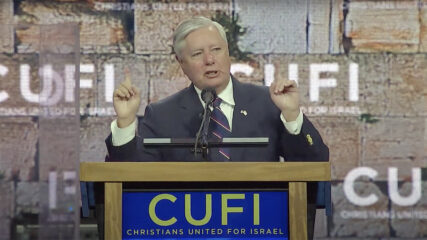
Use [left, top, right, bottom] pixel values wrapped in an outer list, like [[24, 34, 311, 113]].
[[106, 74, 328, 163], [106, 16, 328, 239]]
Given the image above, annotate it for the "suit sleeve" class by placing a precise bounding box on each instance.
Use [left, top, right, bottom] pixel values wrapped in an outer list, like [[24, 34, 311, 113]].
[[105, 105, 162, 162], [280, 114, 329, 162]]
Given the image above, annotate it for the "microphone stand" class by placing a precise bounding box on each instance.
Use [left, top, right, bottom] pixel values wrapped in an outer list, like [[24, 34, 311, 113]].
[[194, 88, 216, 161], [200, 105, 212, 161]]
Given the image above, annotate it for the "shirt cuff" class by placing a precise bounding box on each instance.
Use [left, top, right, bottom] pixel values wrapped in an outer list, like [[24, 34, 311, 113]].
[[280, 110, 303, 135], [111, 119, 137, 146]]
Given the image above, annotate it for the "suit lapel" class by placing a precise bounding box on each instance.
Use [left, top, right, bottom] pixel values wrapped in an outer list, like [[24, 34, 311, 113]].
[[229, 77, 255, 161], [178, 84, 204, 136], [231, 77, 253, 138]]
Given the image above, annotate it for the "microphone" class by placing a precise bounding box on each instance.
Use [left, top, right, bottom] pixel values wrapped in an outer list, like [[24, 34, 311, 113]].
[[195, 88, 217, 160], [201, 88, 216, 105]]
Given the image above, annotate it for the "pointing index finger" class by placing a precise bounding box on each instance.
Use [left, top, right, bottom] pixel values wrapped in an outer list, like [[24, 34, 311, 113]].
[[124, 67, 132, 84], [123, 67, 135, 95]]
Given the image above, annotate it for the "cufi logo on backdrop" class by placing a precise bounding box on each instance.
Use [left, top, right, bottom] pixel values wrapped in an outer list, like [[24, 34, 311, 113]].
[[0, 62, 359, 105], [233, 62, 359, 102], [0, 63, 115, 105], [344, 167, 422, 206]]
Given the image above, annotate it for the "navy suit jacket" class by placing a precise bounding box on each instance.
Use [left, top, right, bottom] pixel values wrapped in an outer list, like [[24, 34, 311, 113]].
[[106, 77, 329, 163]]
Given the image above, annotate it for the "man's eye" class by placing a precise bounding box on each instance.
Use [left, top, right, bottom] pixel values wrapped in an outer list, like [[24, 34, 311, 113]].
[[192, 52, 201, 57], [213, 47, 221, 51]]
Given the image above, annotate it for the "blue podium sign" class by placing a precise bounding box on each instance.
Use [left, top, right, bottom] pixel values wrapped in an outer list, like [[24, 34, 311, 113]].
[[122, 191, 288, 240]]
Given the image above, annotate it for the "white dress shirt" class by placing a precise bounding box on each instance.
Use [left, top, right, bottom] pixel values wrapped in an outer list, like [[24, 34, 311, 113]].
[[111, 78, 303, 146]]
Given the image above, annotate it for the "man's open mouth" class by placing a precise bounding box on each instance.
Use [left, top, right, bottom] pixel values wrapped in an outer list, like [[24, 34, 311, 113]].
[[205, 70, 219, 78]]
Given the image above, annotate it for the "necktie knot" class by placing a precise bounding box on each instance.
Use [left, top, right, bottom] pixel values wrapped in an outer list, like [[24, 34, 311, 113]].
[[213, 97, 222, 108]]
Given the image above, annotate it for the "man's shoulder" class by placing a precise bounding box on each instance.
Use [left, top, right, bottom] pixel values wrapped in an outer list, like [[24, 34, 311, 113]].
[[148, 85, 193, 111], [233, 79, 271, 100], [238, 81, 269, 93]]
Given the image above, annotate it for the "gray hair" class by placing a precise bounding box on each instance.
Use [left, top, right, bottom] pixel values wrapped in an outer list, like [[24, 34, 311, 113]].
[[173, 16, 228, 59]]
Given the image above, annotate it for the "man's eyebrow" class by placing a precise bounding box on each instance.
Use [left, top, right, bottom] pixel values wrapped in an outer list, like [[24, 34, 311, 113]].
[[190, 45, 220, 51]]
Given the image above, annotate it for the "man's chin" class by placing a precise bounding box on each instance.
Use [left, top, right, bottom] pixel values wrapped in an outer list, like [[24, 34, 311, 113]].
[[193, 77, 228, 92], [200, 81, 220, 89]]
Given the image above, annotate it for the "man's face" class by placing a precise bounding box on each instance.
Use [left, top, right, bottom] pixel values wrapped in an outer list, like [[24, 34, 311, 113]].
[[177, 25, 231, 94]]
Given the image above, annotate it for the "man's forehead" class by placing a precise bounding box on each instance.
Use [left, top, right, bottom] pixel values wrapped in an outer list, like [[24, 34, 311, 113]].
[[183, 26, 226, 50]]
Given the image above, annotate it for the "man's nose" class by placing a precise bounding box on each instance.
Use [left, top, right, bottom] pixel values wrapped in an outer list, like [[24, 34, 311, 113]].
[[204, 52, 215, 65]]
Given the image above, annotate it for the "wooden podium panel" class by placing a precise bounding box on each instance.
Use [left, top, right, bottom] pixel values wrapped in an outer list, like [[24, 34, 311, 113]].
[[80, 162, 330, 240], [105, 182, 121, 240], [81, 162, 330, 182], [289, 182, 307, 240]]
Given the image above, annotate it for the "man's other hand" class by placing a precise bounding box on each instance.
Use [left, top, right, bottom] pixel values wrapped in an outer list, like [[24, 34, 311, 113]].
[[113, 68, 141, 128], [269, 79, 300, 122]]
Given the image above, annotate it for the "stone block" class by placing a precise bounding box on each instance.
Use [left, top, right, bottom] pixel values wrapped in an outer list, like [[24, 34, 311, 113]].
[[16, 182, 40, 215], [330, 181, 390, 237], [0, 218, 11, 240], [96, 55, 149, 116], [134, 0, 230, 54], [147, 54, 190, 103], [0, 182, 14, 218], [0, 182, 13, 239], [231, 55, 265, 86], [79, 55, 98, 115], [390, 182, 427, 237], [0, 0, 14, 53], [344, 0, 420, 53], [308, 0, 330, 53], [420, 0, 427, 52], [0, 24, 14, 54], [39, 24, 79, 54], [15, 25, 40, 53], [361, 117, 426, 180], [386, 54, 426, 116], [353, 54, 426, 117], [310, 117, 361, 180], [236, 0, 307, 54], [330, 0, 344, 54], [0, 54, 40, 113], [16, 24, 80, 54], [15, 0, 132, 53], [80, 116, 113, 162], [0, 0, 13, 26], [38, 118, 80, 181], [0, 118, 37, 181], [0, 182, 15, 240]]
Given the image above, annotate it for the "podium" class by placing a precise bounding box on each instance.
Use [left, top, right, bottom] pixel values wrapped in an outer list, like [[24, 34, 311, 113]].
[[80, 162, 330, 240]]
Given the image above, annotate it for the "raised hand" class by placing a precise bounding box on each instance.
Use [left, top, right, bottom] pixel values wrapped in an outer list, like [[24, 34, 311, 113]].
[[269, 79, 300, 121], [113, 68, 141, 128]]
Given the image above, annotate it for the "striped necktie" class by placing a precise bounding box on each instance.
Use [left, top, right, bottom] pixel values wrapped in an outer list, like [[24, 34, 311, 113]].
[[210, 97, 231, 161]]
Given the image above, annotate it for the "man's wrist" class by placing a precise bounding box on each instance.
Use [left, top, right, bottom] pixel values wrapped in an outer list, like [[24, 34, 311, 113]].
[[281, 109, 300, 122], [281, 110, 303, 135], [111, 118, 137, 146], [117, 116, 136, 128]]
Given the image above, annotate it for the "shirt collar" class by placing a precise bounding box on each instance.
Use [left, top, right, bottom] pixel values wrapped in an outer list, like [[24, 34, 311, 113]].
[[194, 77, 235, 107]]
